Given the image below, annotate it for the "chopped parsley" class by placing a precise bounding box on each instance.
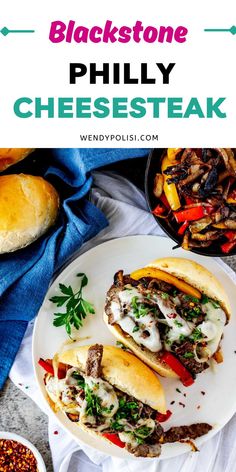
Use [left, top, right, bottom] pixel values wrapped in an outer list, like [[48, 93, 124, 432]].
[[72, 372, 85, 389], [179, 334, 186, 342], [84, 383, 113, 417], [189, 328, 203, 342], [201, 294, 220, 309], [133, 325, 140, 333], [210, 300, 220, 309], [183, 295, 199, 303], [173, 290, 178, 297], [116, 341, 128, 351], [201, 294, 209, 304], [114, 398, 140, 422], [161, 292, 169, 300], [174, 320, 183, 327], [182, 352, 195, 359], [134, 426, 152, 439], [131, 296, 154, 318]]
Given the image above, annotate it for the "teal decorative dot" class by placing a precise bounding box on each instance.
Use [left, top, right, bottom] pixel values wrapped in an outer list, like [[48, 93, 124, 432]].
[[230, 26, 236, 35], [1, 27, 9, 36]]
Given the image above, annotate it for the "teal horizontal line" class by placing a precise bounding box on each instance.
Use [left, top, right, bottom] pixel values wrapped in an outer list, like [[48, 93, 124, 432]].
[[8, 29, 35, 33], [204, 28, 230, 32]]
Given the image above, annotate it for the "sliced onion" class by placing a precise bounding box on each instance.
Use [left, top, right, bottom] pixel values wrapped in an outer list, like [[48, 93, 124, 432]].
[[193, 344, 211, 363]]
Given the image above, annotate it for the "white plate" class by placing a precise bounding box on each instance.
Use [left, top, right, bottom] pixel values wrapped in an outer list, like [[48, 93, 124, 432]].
[[0, 432, 46, 472], [33, 235, 236, 461]]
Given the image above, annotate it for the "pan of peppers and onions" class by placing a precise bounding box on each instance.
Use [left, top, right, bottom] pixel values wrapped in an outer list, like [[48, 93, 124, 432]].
[[146, 148, 236, 256]]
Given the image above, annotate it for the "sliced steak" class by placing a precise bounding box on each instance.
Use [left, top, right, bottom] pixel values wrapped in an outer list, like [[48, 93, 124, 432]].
[[126, 442, 161, 458], [85, 344, 103, 378], [174, 341, 208, 375], [163, 423, 212, 443]]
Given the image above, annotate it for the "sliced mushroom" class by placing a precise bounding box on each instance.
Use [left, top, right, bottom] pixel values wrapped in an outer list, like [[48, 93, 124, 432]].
[[191, 231, 221, 241], [189, 216, 212, 234]]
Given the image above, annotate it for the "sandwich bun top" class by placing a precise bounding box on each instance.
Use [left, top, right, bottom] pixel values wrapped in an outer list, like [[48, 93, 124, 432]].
[[0, 148, 35, 172], [0, 174, 59, 253], [58, 344, 166, 413], [147, 257, 231, 319]]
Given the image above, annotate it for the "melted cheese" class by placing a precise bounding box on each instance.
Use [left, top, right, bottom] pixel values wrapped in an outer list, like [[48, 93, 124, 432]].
[[200, 302, 226, 356]]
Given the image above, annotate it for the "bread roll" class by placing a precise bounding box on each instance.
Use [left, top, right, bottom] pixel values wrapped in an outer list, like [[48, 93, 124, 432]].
[[0, 148, 35, 172], [58, 344, 166, 413], [0, 174, 59, 253]]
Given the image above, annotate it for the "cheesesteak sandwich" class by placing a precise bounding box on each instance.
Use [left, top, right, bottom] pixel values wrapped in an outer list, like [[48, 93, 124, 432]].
[[40, 344, 212, 457], [104, 258, 231, 386]]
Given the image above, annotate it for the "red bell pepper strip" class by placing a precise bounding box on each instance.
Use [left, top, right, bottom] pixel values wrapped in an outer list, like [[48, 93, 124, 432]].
[[162, 352, 194, 387], [152, 204, 165, 216], [156, 410, 172, 423], [174, 206, 207, 223], [38, 358, 67, 379], [221, 240, 236, 254], [225, 231, 236, 241], [178, 221, 189, 235], [184, 196, 195, 205], [102, 433, 126, 448], [160, 193, 170, 209], [38, 358, 54, 376]]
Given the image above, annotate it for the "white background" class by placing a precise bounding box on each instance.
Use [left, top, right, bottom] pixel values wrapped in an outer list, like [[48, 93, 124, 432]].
[[0, 0, 235, 147]]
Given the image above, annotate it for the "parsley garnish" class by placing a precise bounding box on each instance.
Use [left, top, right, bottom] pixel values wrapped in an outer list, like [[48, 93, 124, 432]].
[[116, 341, 128, 351], [72, 372, 85, 389], [182, 352, 194, 359], [189, 328, 203, 342], [134, 426, 152, 438], [114, 398, 140, 422], [84, 383, 113, 417], [174, 320, 183, 327], [50, 273, 95, 336], [161, 292, 169, 300], [131, 296, 152, 318], [210, 300, 220, 309], [183, 295, 199, 303], [179, 334, 186, 342], [201, 294, 209, 304], [133, 325, 140, 333]]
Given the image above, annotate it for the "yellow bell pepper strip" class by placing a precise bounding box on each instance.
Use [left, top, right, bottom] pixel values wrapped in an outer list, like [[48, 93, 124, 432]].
[[167, 148, 182, 162], [212, 222, 227, 229], [130, 267, 201, 300], [161, 156, 181, 211]]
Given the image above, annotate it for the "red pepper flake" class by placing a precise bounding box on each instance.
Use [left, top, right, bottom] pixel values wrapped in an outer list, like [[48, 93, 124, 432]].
[[167, 313, 177, 319], [201, 391, 206, 396], [170, 401, 175, 405], [18, 383, 23, 387], [179, 402, 185, 408], [0, 439, 37, 471], [54, 431, 59, 435]]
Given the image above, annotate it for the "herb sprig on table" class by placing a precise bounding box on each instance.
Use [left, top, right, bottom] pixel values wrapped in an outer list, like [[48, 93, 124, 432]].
[[50, 273, 95, 336]]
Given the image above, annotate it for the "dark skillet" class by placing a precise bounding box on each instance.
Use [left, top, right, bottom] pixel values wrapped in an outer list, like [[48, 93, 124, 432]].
[[144, 148, 236, 257]]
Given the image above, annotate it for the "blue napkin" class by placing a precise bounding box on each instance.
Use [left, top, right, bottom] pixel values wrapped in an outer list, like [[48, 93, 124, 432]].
[[0, 148, 149, 388]]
